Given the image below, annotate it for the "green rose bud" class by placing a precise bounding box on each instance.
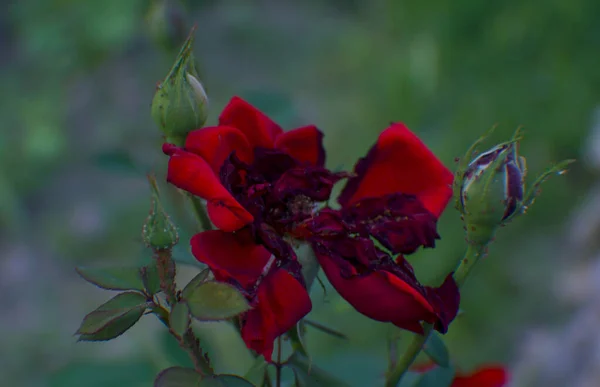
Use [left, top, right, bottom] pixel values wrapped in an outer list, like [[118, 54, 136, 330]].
[[151, 29, 208, 145], [456, 128, 574, 246], [142, 175, 179, 250], [460, 142, 525, 245]]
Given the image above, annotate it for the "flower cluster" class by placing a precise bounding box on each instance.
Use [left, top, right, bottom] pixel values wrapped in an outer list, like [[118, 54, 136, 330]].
[[163, 96, 460, 360]]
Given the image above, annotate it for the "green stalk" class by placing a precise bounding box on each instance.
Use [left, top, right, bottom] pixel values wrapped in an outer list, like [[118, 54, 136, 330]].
[[189, 194, 213, 232], [384, 243, 487, 387]]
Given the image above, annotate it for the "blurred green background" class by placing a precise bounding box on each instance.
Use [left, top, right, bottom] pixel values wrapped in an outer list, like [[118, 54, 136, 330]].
[[1, 0, 597, 386]]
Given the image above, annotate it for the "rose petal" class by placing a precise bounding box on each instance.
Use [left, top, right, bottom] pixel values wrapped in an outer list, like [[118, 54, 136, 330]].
[[219, 96, 283, 149], [343, 193, 440, 255], [274, 125, 326, 166], [241, 269, 312, 361], [338, 123, 454, 217], [163, 145, 253, 231], [315, 251, 436, 333], [190, 229, 271, 288], [274, 167, 347, 202], [185, 126, 253, 172]]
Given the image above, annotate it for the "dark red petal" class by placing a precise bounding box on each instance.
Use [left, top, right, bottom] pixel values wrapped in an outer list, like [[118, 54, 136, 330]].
[[343, 194, 440, 255], [164, 146, 253, 231], [241, 269, 312, 361], [338, 123, 454, 217], [274, 125, 326, 166], [184, 126, 253, 172], [219, 96, 283, 149], [315, 252, 436, 333], [452, 366, 509, 387], [190, 229, 271, 288], [426, 274, 460, 334], [274, 167, 348, 202]]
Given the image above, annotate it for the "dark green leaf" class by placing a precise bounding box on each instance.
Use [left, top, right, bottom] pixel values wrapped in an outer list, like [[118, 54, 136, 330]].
[[199, 375, 255, 387], [154, 367, 202, 387], [76, 292, 147, 341], [141, 265, 162, 295], [170, 302, 190, 338], [244, 356, 267, 386], [185, 281, 250, 321], [182, 268, 211, 299], [76, 265, 160, 293], [287, 352, 350, 387], [423, 331, 450, 367], [96, 291, 148, 310], [413, 366, 456, 387], [77, 307, 145, 341]]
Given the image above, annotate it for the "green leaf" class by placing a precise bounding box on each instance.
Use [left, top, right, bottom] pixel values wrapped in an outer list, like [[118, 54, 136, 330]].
[[77, 309, 145, 341], [244, 356, 267, 386], [413, 366, 456, 387], [287, 352, 350, 387], [76, 292, 147, 341], [199, 375, 256, 387], [170, 302, 190, 338], [185, 281, 250, 321], [141, 265, 162, 295], [182, 268, 211, 299], [76, 265, 160, 294], [154, 367, 202, 387], [423, 331, 450, 367]]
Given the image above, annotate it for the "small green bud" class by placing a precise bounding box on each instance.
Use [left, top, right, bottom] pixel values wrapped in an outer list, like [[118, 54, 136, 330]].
[[142, 175, 179, 250], [151, 28, 208, 145], [460, 142, 525, 244], [457, 128, 574, 246]]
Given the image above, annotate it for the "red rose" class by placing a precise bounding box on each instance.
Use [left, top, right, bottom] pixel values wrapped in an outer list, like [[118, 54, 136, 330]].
[[163, 97, 340, 360], [308, 124, 459, 334]]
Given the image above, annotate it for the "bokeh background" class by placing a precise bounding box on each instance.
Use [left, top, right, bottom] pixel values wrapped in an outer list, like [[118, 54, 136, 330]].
[[2, 0, 599, 386]]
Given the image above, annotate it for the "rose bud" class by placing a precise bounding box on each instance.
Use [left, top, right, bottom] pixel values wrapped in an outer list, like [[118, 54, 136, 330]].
[[456, 128, 574, 246], [151, 29, 208, 145], [459, 142, 525, 245]]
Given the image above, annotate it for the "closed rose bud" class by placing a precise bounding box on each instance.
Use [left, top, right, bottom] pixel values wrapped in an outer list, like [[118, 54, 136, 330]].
[[151, 29, 208, 145], [460, 142, 525, 244]]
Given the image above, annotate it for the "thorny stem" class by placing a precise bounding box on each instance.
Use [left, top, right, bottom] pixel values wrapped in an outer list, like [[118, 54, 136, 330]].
[[183, 327, 213, 376], [151, 300, 213, 376], [276, 336, 282, 387], [154, 248, 177, 305], [384, 243, 488, 387], [152, 248, 213, 376], [189, 194, 213, 232]]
